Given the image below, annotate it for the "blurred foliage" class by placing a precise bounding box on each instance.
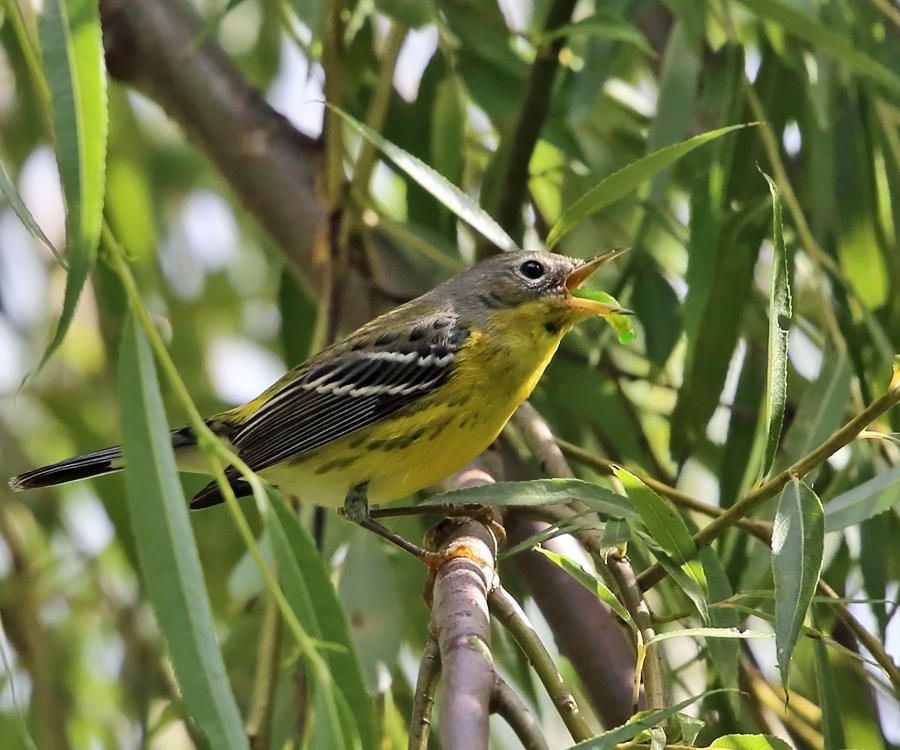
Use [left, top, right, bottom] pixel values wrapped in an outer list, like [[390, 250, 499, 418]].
[[0, 0, 899, 748]]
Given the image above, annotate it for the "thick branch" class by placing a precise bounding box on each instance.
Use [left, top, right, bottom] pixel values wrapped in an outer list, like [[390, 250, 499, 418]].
[[99, 0, 326, 293], [429, 517, 498, 750]]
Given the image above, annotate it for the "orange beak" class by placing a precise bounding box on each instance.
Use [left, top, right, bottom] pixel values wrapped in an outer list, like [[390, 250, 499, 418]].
[[564, 248, 631, 317]]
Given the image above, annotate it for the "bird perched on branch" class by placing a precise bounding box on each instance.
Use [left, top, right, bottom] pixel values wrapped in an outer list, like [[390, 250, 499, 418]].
[[10, 249, 627, 556]]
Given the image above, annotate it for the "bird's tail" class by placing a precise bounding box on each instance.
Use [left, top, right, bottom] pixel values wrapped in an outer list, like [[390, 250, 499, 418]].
[[8, 426, 199, 492]]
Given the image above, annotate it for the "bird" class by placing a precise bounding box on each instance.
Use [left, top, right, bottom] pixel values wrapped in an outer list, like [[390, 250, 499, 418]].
[[9, 249, 627, 556]]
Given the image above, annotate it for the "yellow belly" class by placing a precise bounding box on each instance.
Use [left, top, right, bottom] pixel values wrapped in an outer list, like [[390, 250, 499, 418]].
[[260, 317, 567, 508]]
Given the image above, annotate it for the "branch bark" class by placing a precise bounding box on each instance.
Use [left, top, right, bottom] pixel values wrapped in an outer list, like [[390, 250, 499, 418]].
[[429, 517, 499, 750], [99, 0, 326, 293]]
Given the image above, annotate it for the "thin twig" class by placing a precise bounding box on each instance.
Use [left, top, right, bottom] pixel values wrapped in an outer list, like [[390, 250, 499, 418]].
[[482, 0, 579, 250], [638, 383, 900, 589], [558, 439, 774, 541], [349, 22, 408, 197], [817, 579, 900, 694], [512, 401, 575, 478], [490, 673, 550, 750], [488, 586, 593, 742], [608, 552, 667, 714], [408, 638, 441, 750], [505, 515, 636, 728]]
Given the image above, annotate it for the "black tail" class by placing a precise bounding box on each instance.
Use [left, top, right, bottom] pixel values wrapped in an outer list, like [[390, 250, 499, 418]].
[[9, 426, 199, 492], [9, 446, 124, 490]]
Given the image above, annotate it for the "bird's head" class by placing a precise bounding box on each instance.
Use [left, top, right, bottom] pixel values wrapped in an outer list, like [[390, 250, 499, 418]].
[[445, 249, 629, 332]]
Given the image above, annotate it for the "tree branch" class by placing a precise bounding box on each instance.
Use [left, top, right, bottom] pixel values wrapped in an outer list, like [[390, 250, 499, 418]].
[[490, 672, 550, 750], [505, 515, 636, 727], [481, 0, 579, 250], [638, 383, 900, 589], [408, 638, 441, 750], [99, 0, 326, 293], [488, 586, 593, 742], [428, 515, 499, 750]]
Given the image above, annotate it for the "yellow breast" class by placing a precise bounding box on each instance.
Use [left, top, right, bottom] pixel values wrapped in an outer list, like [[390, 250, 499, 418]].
[[262, 303, 571, 507]]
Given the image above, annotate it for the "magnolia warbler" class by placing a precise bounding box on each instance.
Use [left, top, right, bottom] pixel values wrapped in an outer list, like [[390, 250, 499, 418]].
[[10, 249, 626, 553]]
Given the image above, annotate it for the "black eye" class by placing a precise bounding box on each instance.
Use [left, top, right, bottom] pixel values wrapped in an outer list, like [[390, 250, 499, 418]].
[[519, 260, 545, 280]]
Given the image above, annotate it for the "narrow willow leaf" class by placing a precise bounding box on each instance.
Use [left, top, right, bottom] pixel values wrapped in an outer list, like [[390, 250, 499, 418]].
[[572, 288, 635, 343], [424, 478, 637, 519], [118, 316, 248, 750], [327, 103, 518, 252], [501, 510, 599, 558], [653, 550, 709, 623], [38, 0, 108, 363], [614, 468, 697, 564], [776, 348, 850, 472], [0, 159, 62, 264], [571, 689, 731, 749], [812, 611, 846, 750], [759, 171, 792, 478], [546, 124, 752, 248], [709, 734, 793, 750], [736, 0, 900, 97], [535, 12, 654, 55], [701, 548, 740, 692], [772, 478, 824, 688], [267, 491, 372, 749], [535, 547, 636, 632], [645, 627, 771, 646], [824, 465, 900, 532]]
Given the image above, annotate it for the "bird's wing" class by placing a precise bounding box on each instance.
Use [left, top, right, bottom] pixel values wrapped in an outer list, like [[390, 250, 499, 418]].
[[229, 313, 469, 474]]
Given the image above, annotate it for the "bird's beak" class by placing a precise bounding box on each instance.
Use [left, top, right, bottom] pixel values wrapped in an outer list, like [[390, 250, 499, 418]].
[[564, 248, 631, 317]]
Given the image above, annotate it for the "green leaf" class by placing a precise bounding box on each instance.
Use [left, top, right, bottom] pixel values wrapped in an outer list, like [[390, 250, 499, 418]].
[[701, 548, 740, 691], [535, 547, 636, 632], [812, 610, 846, 750], [0, 158, 62, 265], [759, 171, 792, 479], [652, 550, 710, 623], [571, 689, 731, 748], [572, 289, 635, 343], [823, 465, 900, 532], [374, 0, 433, 28], [38, 0, 108, 363], [118, 315, 248, 750], [327, 103, 519, 252], [613, 468, 696, 564], [266, 491, 373, 749], [736, 0, 900, 98], [423, 478, 637, 519], [708, 734, 793, 750], [535, 12, 655, 55], [645, 627, 771, 646], [772, 478, 824, 688], [546, 124, 753, 248], [776, 348, 851, 472]]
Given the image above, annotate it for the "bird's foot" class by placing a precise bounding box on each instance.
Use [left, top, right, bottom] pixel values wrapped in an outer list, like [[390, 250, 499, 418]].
[[339, 483, 442, 565]]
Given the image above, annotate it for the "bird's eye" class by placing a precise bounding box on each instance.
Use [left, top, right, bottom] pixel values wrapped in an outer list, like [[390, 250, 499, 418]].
[[519, 260, 545, 280]]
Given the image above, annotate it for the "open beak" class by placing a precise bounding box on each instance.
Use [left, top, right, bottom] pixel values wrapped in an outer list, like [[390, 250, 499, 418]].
[[564, 247, 631, 316]]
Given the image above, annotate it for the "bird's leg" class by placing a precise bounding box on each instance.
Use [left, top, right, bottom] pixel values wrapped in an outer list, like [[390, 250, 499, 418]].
[[340, 483, 438, 563], [370, 503, 506, 547]]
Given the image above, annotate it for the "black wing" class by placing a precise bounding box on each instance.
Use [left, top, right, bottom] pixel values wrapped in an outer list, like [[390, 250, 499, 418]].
[[191, 314, 468, 508]]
